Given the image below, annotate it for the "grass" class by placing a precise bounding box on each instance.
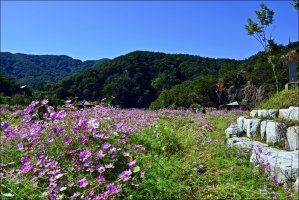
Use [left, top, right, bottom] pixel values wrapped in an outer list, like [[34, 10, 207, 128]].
[[256, 87, 299, 109], [127, 112, 297, 199], [1, 109, 298, 199]]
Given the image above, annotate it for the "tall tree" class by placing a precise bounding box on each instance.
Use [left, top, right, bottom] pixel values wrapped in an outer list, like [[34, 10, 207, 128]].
[[245, 3, 279, 94]]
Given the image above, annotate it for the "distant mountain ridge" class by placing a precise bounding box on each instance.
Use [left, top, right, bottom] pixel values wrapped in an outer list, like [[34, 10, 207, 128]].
[[0, 52, 109, 88]]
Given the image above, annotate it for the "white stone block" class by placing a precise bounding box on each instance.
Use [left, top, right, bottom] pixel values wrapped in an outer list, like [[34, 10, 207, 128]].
[[288, 107, 299, 121], [268, 109, 278, 118], [237, 116, 245, 130], [286, 126, 299, 150], [250, 110, 258, 118], [279, 109, 289, 120], [266, 121, 287, 143], [244, 118, 261, 138]]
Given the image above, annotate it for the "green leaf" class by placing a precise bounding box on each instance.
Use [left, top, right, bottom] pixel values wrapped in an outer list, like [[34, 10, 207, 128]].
[[133, 166, 140, 173]]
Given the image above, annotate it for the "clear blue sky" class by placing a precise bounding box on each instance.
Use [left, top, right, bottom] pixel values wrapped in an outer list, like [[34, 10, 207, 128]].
[[1, 1, 298, 61]]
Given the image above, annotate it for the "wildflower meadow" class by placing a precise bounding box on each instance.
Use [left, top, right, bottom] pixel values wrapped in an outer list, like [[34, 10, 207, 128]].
[[0, 100, 298, 199]]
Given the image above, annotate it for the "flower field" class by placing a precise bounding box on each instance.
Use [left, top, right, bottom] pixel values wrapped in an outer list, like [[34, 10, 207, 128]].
[[0, 100, 298, 199]]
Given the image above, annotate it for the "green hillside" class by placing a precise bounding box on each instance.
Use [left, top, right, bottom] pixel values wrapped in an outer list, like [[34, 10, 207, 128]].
[[256, 86, 299, 109], [53, 42, 298, 108], [0, 52, 109, 88]]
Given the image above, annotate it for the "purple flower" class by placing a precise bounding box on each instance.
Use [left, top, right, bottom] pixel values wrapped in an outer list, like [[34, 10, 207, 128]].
[[205, 137, 211, 144], [17, 142, 24, 150], [118, 169, 132, 181], [96, 176, 105, 184], [20, 162, 33, 173], [1, 121, 9, 129], [47, 136, 54, 143], [140, 171, 145, 178], [77, 178, 89, 188], [63, 137, 72, 145], [68, 182, 74, 187], [95, 150, 106, 159], [94, 193, 108, 200], [89, 188, 95, 196], [106, 183, 120, 195], [272, 191, 277, 200], [102, 142, 111, 150], [123, 152, 130, 157], [79, 150, 91, 162], [128, 159, 136, 167], [41, 99, 49, 105], [67, 149, 76, 154]]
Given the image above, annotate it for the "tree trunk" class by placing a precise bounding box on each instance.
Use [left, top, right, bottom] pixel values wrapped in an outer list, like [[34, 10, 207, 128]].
[[272, 64, 279, 94]]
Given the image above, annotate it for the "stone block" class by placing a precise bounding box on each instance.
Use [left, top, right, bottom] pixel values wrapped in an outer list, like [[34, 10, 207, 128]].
[[266, 121, 287, 143], [244, 118, 261, 138], [288, 107, 299, 121], [250, 110, 258, 118], [237, 116, 245, 130], [286, 126, 299, 150]]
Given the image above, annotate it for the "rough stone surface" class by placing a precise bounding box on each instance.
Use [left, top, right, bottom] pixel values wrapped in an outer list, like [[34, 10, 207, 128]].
[[225, 127, 243, 138], [268, 109, 278, 118], [260, 120, 270, 139], [266, 121, 287, 143], [244, 118, 261, 138], [286, 126, 299, 150], [288, 107, 299, 121], [250, 110, 258, 118], [279, 109, 289, 120], [237, 116, 245, 130], [250, 146, 299, 182], [258, 109, 268, 118], [227, 137, 268, 150]]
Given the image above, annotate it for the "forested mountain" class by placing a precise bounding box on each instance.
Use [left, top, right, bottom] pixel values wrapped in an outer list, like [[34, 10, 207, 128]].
[[0, 52, 109, 88], [54, 42, 298, 109], [54, 51, 241, 108], [1, 42, 297, 109]]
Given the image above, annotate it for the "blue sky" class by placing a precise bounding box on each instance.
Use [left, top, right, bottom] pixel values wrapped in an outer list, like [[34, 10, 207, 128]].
[[1, 1, 298, 61]]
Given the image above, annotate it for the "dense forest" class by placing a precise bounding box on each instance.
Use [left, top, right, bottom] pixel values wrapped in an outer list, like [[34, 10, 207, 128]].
[[0, 52, 109, 88], [1, 42, 298, 109]]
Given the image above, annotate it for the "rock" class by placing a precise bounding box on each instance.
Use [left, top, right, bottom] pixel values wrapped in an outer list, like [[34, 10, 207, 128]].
[[279, 109, 289, 120], [227, 137, 267, 150], [237, 116, 245, 130], [250, 110, 258, 118], [225, 127, 243, 138], [268, 109, 278, 118], [260, 120, 269, 139], [288, 107, 299, 121], [266, 121, 287, 143], [250, 146, 299, 182], [244, 118, 261, 138], [286, 126, 299, 150], [258, 109, 268, 118]]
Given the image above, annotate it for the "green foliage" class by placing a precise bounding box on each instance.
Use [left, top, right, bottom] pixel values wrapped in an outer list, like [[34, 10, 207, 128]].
[[0, 52, 109, 88], [127, 112, 295, 199], [245, 3, 274, 50], [256, 86, 299, 109], [54, 51, 238, 108], [150, 76, 217, 109]]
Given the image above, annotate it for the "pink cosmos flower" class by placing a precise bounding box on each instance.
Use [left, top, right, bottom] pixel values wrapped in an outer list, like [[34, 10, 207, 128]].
[[128, 159, 136, 167], [68, 182, 74, 187], [67, 149, 76, 154], [79, 150, 92, 162], [94, 192, 108, 200], [77, 178, 89, 188], [106, 183, 120, 195], [140, 171, 145, 178], [118, 169, 132, 181], [41, 99, 49, 105], [96, 176, 105, 184], [63, 137, 72, 145]]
